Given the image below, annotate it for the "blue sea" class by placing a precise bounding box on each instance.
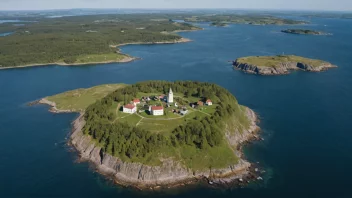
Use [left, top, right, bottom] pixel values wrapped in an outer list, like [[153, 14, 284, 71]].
[[1, 16, 352, 198]]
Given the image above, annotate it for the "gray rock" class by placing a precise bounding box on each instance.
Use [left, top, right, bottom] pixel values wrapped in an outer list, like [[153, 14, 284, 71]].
[[233, 60, 336, 75], [69, 108, 259, 188]]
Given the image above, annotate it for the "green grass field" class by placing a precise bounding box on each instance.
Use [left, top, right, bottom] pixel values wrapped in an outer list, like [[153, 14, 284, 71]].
[[119, 114, 143, 126], [46, 84, 127, 112], [137, 110, 208, 133], [236, 55, 327, 67]]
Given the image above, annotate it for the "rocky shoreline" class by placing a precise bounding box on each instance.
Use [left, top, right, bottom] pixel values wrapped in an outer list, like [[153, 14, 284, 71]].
[[110, 37, 192, 48], [0, 56, 137, 70], [68, 107, 260, 189], [31, 98, 78, 113], [233, 60, 337, 75]]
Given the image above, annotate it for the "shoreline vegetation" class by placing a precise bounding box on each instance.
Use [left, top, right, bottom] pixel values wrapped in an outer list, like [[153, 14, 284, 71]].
[[34, 82, 262, 189], [0, 38, 192, 70], [233, 55, 337, 75]]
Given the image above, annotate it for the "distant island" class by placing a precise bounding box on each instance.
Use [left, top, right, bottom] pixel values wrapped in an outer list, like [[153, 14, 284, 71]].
[[233, 55, 337, 75], [37, 81, 261, 189], [185, 14, 307, 25], [210, 22, 228, 27], [281, 29, 330, 35]]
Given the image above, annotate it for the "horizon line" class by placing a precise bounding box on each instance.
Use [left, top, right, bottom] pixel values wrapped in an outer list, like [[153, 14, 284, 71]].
[[1, 8, 352, 12]]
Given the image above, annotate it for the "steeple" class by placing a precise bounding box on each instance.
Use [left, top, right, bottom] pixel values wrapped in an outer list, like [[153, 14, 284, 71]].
[[169, 88, 173, 94]]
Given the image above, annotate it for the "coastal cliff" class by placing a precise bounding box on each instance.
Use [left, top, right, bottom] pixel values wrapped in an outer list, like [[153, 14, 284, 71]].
[[70, 107, 259, 188], [233, 55, 337, 75]]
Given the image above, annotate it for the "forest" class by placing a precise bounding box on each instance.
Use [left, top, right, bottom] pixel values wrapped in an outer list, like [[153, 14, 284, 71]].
[[83, 81, 246, 167], [0, 14, 200, 67]]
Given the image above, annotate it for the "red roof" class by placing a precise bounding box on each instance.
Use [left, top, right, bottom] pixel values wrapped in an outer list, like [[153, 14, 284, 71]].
[[133, 99, 140, 103], [151, 106, 164, 111], [206, 99, 212, 103], [124, 104, 135, 109]]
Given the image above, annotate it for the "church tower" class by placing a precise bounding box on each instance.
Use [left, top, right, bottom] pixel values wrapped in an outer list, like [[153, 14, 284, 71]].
[[168, 88, 174, 103]]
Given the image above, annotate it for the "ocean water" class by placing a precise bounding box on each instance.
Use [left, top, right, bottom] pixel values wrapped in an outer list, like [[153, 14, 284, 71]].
[[1, 17, 352, 198], [0, 32, 13, 37]]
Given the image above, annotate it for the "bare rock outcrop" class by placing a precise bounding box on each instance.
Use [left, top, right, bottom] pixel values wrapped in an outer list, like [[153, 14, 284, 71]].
[[233, 60, 337, 75]]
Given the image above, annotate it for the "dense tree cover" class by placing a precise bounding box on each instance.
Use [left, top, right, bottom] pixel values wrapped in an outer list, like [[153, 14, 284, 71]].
[[185, 14, 307, 25], [83, 81, 242, 161], [0, 14, 200, 67]]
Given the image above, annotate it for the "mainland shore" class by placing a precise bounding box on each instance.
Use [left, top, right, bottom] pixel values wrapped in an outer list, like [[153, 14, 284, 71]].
[[0, 38, 192, 70]]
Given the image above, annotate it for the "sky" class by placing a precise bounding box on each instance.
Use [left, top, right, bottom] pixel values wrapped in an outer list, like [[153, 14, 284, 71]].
[[1, 0, 352, 11]]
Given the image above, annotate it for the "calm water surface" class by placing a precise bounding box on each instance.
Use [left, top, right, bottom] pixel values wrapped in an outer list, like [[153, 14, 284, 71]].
[[1, 17, 352, 198]]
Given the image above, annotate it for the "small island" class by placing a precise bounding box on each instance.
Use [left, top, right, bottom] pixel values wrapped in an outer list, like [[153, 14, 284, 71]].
[[233, 55, 337, 75], [38, 81, 261, 189], [210, 22, 228, 27], [281, 29, 330, 35]]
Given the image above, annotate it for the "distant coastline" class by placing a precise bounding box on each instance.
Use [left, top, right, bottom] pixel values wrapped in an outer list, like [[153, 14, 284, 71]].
[[0, 56, 136, 70]]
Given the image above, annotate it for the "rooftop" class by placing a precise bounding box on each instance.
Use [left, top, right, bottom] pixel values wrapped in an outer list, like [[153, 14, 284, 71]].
[[151, 106, 164, 111], [124, 104, 136, 109]]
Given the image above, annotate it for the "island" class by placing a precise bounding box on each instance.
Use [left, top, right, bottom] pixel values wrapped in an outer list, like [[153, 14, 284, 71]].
[[37, 81, 261, 189], [281, 29, 330, 35], [185, 14, 307, 25], [210, 22, 228, 27], [233, 55, 337, 75]]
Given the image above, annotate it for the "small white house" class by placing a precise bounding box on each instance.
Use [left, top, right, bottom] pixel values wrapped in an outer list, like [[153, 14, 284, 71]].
[[133, 99, 141, 106], [206, 99, 213, 106], [123, 104, 137, 114], [150, 106, 164, 116]]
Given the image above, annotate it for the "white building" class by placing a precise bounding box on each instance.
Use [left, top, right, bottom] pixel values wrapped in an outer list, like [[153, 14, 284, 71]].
[[123, 104, 137, 114], [206, 99, 213, 106], [168, 88, 174, 103], [150, 106, 164, 116], [133, 99, 140, 106]]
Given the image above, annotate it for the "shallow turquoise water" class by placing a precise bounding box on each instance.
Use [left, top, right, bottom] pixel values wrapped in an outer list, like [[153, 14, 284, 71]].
[[0, 17, 352, 197]]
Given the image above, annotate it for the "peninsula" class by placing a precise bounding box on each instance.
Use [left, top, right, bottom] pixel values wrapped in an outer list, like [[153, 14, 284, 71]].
[[38, 81, 260, 189], [233, 55, 337, 75], [0, 14, 200, 69], [281, 29, 330, 35]]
